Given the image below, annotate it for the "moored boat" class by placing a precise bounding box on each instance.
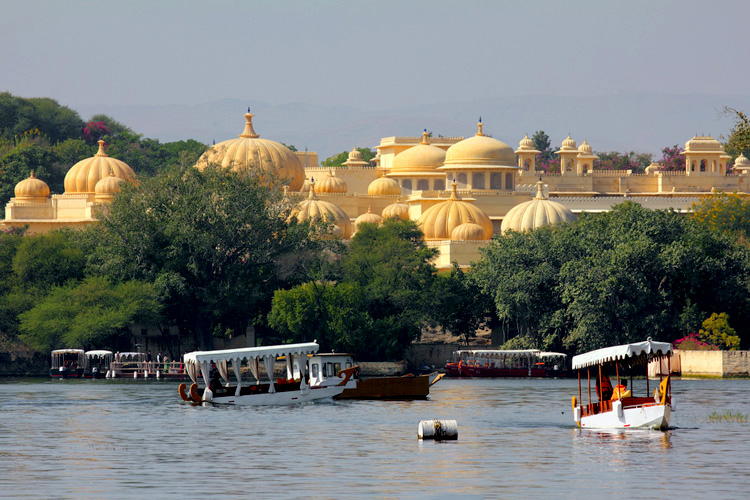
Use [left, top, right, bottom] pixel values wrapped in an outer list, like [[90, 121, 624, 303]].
[[571, 339, 673, 430], [445, 349, 568, 377], [178, 342, 346, 406], [84, 350, 112, 378], [50, 349, 85, 378]]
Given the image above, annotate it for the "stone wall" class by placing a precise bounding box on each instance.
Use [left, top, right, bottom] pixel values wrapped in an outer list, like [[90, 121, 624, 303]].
[[674, 350, 750, 377], [0, 351, 48, 376], [406, 343, 461, 369]]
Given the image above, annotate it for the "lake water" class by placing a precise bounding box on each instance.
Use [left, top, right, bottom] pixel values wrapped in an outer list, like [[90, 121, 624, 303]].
[[1, 377, 748, 499]]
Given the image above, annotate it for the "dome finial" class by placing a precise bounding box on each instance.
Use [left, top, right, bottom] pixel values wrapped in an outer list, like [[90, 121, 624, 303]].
[[450, 179, 460, 200], [95, 140, 108, 157], [421, 129, 429, 145], [239, 111, 260, 139], [308, 178, 317, 199], [29, 171, 35, 178], [476, 118, 485, 137], [534, 179, 546, 200]]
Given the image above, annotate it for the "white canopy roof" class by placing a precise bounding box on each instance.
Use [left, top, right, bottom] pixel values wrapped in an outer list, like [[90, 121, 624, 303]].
[[85, 350, 113, 357], [572, 340, 672, 370], [51, 349, 84, 354], [184, 342, 319, 365], [455, 349, 541, 358], [538, 352, 567, 359]]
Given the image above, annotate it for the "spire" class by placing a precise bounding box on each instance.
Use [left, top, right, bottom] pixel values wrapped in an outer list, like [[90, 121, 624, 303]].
[[449, 179, 460, 200], [239, 112, 260, 138], [421, 129, 429, 145], [534, 178, 546, 200], [95, 140, 108, 157], [308, 178, 317, 200], [476, 118, 486, 137], [29, 171, 35, 178]]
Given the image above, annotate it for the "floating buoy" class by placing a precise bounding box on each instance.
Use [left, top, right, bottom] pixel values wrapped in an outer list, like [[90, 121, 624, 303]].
[[418, 419, 458, 441]]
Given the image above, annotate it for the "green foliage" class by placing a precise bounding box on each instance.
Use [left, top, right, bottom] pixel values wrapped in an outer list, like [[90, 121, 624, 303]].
[[0, 144, 66, 206], [593, 151, 653, 172], [19, 276, 162, 351], [722, 107, 750, 160], [691, 192, 750, 243], [84, 165, 322, 349], [472, 202, 750, 353], [531, 130, 551, 152], [0, 92, 85, 143], [432, 264, 493, 345], [12, 230, 85, 288], [699, 312, 740, 350], [321, 147, 375, 169]]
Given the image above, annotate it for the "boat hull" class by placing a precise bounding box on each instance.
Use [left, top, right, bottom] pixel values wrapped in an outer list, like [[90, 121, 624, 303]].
[[336, 374, 431, 400], [50, 368, 85, 379], [579, 403, 671, 430], [206, 385, 345, 406], [446, 363, 566, 378]]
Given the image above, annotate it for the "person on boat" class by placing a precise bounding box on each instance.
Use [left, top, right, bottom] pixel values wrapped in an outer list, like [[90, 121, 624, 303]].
[[611, 380, 631, 400], [209, 370, 223, 394], [596, 372, 613, 401]]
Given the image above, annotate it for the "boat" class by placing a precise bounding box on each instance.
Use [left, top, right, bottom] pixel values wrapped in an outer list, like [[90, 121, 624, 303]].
[[177, 342, 347, 406], [50, 349, 85, 378], [307, 353, 444, 400], [445, 349, 568, 377], [84, 350, 113, 378], [571, 339, 673, 430]]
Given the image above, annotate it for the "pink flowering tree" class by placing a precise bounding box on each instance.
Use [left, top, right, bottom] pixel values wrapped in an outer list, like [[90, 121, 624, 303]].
[[658, 145, 684, 172]]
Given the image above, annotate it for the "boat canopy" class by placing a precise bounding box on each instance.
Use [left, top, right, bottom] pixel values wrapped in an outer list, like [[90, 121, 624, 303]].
[[51, 349, 84, 355], [538, 352, 567, 359], [455, 349, 541, 359], [85, 350, 113, 357], [184, 342, 320, 398], [572, 340, 672, 370]]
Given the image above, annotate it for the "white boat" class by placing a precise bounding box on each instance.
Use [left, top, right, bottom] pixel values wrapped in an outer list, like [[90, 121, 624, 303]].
[[571, 339, 674, 430], [178, 342, 346, 406]]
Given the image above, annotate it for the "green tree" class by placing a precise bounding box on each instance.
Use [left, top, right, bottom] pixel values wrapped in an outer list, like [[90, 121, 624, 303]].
[[691, 192, 750, 243], [19, 276, 162, 351], [432, 264, 492, 345], [12, 230, 85, 289], [699, 312, 740, 350], [0, 144, 66, 206], [722, 107, 750, 160], [321, 147, 376, 169], [0, 92, 84, 143]]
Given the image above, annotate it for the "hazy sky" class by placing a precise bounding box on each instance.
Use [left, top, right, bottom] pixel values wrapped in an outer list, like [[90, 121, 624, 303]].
[[3, 0, 749, 111]]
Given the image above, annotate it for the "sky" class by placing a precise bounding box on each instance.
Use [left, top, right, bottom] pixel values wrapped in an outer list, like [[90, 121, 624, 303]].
[[3, 0, 749, 111]]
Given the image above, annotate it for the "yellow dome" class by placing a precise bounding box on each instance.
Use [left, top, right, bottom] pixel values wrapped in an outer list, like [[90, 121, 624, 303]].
[[314, 170, 347, 194], [344, 147, 369, 168], [368, 176, 401, 195], [295, 184, 352, 238], [14, 172, 50, 200], [450, 215, 487, 241], [516, 134, 539, 152], [417, 182, 493, 240], [94, 173, 127, 202], [559, 135, 577, 151], [578, 139, 593, 155], [64, 140, 136, 194], [196, 112, 305, 191], [734, 153, 750, 171], [443, 121, 516, 167], [354, 207, 383, 229], [382, 199, 410, 220], [391, 131, 446, 172], [501, 181, 577, 234]]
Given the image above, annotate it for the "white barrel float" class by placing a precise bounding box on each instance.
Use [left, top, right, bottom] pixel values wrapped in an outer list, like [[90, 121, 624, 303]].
[[418, 419, 458, 441]]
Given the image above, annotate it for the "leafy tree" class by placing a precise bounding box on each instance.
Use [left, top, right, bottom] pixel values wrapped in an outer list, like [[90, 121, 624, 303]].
[[532, 130, 557, 172], [532, 130, 551, 152], [721, 107, 750, 160], [19, 276, 162, 351], [0, 144, 66, 206], [321, 147, 376, 169], [658, 145, 685, 171], [699, 312, 740, 350], [432, 264, 492, 345], [593, 151, 652, 172], [12, 230, 85, 289], [83, 164, 323, 349], [691, 192, 750, 243], [0, 92, 84, 143]]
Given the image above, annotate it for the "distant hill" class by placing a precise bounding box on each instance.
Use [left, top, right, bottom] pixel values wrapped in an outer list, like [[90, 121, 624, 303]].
[[73, 93, 750, 161]]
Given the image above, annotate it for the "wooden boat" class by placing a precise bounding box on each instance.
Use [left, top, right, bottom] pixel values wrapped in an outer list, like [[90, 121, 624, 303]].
[[572, 339, 673, 430], [445, 349, 568, 377], [50, 349, 85, 378], [307, 353, 443, 399], [84, 350, 112, 378], [178, 342, 346, 406]]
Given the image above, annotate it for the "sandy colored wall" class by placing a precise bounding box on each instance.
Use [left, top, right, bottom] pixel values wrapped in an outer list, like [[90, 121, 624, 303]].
[[675, 350, 750, 377]]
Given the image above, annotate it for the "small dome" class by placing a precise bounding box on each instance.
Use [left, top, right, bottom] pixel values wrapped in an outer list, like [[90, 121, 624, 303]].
[[14, 172, 50, 200], [578, 139, 593, 155], [94, 173, 127, 202], [559, 135, 577, 151], [391, 131, 446, 172], [417, 182, 493, 240], [516, 134, 539, 152], [684, 136, 723, 152], [295, 184, 352, 238], [645, 162, 662, 174], [64, 140, 136, 194], [354, 207, 383, 229], [196, 112, 305, 191], [443, 121, 516, 167], [501, 180, 577, 234], [450, 214, 486, 241], [733, 154, 750, 172], [368, 176, 402, 195], [315, 170, 347, 194], [382, 199, 410, 220], [344, 147, 369, 168]]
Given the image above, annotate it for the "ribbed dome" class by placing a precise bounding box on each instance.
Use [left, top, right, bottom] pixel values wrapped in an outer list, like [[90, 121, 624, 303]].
[[416, 182, 493, 240], [64, 140, 136, 194], [733, 153, 750, 171], [391, 131, 446, 172], [560, 135, 577, 151], [354, 207, 383, 229], [368, 176, 401, 195], [344, 147, 369, 168], [295, 184, 352, 238], [450, 215, 487, 241], [14, 172, 50, 200], [94, 173, 127, 202], [315, 170, 347, 194], [443, 121, 516, 167], [501, 181, 576, 234], [578, 139, 593, 155], [196, 112, 305, 191], [684, 136, 722, 152], [382, 199, 410, 220], [517, 134, 537, 151]]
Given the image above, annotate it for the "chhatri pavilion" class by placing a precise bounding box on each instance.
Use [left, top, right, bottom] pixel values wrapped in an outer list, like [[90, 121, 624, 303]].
[[4, 111, 748, 269]]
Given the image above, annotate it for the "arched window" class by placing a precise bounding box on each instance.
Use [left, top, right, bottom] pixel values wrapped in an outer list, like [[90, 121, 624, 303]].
[[402, 179, 412, 192], [416, 179, 429, 191], [457, 173, 467, 188], [524, 159, 530, 171], [490, 173, 502, 190], [691, 161, 696, 172], [700, 160, 706, 172], [566, 159, 573, 171], [434, 179, 445, 191], [505, 173, 513, 190], [472, 173, 485, 189], [583, 163, 589, 174]]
